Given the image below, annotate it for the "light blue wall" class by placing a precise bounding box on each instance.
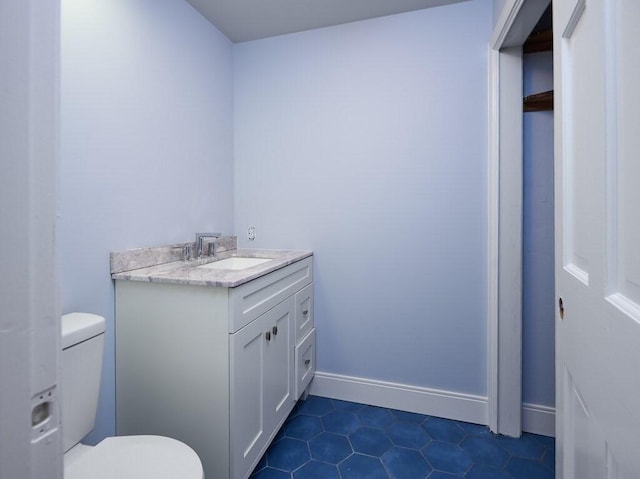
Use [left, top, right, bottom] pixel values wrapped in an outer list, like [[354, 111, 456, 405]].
[[234, 0, 492, 396], [60, 0, 234, 442], [522, 51, 555, 407]]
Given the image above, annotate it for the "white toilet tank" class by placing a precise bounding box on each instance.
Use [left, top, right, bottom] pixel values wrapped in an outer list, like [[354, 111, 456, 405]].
[[61, 313, 106, 453]]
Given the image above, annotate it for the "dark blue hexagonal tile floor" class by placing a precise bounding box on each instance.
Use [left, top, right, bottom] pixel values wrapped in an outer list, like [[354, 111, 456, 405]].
[[251, 396, 555, 478]]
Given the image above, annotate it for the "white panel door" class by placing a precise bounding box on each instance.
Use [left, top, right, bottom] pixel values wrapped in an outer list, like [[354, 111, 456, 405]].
[[555, 0, 640, 478], [0, 1, 61, 478]]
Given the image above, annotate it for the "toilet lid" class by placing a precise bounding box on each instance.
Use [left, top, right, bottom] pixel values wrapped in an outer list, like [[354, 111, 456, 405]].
[[65, 435, 203, 479]]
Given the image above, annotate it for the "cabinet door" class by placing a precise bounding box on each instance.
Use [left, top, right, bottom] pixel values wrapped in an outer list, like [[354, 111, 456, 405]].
[[263, 296, 295, 437], [230, 296, 295, 479], [230, 313, 269, 478]]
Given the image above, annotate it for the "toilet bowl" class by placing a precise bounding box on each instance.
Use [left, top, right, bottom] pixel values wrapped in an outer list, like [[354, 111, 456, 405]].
[[64, 435, 203, 479], [62, 313, 203, 479]]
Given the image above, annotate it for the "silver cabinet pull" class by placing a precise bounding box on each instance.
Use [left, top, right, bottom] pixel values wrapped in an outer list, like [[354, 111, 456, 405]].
[[272, 326, 278, 336], [304, 359, 311, 366], [265, 331, 271, 341], [302, 310, 309, 316]]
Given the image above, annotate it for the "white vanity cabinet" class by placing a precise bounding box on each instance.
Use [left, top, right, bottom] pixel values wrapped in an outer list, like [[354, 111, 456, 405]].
[[115, 256, 314, 479]]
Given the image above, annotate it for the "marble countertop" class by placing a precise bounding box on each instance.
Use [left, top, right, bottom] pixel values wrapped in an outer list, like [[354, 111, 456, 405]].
[[111, 248, 312, 288]]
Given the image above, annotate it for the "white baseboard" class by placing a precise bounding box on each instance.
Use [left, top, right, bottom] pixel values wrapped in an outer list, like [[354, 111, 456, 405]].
[[308, 372, 555, 438], [522, 402, 555, 437], [309, 371, 488, 426]]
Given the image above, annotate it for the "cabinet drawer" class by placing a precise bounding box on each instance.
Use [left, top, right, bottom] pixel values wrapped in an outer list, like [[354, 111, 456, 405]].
[[229, 257, 312, 333], [294, 328, 316, 399], [294, 284, 313, 343]]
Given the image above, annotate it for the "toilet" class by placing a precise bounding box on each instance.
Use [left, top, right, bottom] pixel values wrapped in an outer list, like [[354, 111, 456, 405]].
[[62, 312, 204, 479]]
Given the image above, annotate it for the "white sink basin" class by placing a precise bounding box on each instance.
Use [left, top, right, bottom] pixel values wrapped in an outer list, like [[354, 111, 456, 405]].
[[198, 257, 272, 271]]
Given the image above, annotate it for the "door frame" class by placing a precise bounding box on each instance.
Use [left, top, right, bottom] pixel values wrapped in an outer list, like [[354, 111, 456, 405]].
[[487, 0, 551, 437]]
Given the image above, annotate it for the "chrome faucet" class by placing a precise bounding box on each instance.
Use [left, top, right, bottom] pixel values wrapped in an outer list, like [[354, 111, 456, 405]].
[[195, 232, 220, 258]]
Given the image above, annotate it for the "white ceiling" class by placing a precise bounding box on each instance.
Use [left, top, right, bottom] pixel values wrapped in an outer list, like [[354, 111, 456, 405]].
[[185, 0, 469, 43]]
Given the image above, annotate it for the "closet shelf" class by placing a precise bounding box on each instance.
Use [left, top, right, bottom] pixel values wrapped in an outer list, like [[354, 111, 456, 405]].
[[523, 90, 554, 112], [523, 29, 553, 54]]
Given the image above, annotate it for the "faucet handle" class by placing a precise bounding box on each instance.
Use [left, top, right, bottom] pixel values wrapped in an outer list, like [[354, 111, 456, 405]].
[[183, 244, 193, 262], [206, 238, 217, 256], [195, 232, 221, 258]]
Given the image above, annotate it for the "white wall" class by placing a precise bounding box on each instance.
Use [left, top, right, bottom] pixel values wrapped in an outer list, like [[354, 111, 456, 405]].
[[60, 0, 234, 442], [234, 0, 491, 398], [522, 50, 555, 408]]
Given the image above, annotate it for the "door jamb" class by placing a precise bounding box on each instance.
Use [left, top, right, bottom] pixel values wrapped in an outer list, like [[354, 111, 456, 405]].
[[487, 0, 551, 437]]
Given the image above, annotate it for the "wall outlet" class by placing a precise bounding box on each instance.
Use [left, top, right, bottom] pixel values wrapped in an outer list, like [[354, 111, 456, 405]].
[[247, 226, 256, 241]]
